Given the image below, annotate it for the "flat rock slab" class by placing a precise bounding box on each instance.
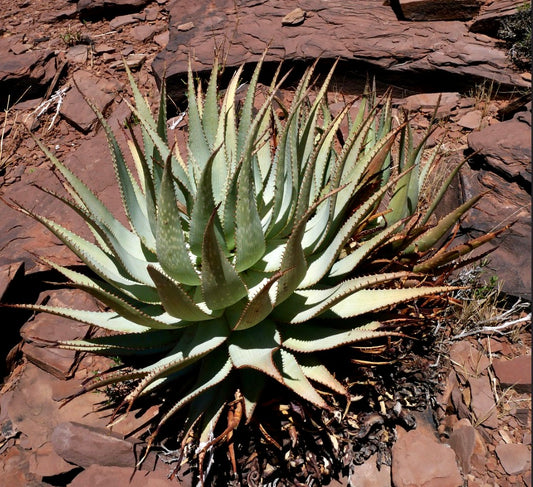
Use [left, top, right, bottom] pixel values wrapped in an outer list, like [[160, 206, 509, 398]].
[[392, 427, 463, 487], [0, 36, 56, 109], [468, 375, 498, 429], [469, 0, 525, 36], [492, 355, 532, 393], [28, 441, 76, 478], [495, 443, 531, 475], [78, 0, 152, 19], [350, 452, 391, 486], [449, 341, 490, 380], [468, 109, 531, 187], [3, 363, 109, 452], [60, 70, 122, 133], [68, 465, 179, 486], [20, 288, 98, 379], [461, 106, 531, 299], [153, 0, 527, 99], [397, 0, 482, 21], [51, 421, 141, 469]]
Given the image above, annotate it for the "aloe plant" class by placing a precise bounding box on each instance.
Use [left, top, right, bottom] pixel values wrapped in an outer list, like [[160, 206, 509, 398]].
[[13, 57, 497, 458]]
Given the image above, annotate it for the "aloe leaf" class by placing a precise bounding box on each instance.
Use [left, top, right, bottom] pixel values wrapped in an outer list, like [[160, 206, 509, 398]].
[[297, 355, 347, 396], [413, 224, 509, 273], [336, 124, 403, 222], [201, 208, 247, 310], [156, 77, 168, 144], [274, 349, 328, 408], [147, 266, 218, 321], [294, 105, 350, 226], [189, 147, 223, 256], [124, 63, 157, 132], [127, 320, 228, 399], [212, 66, 243, 201], [47, 262, 187, 328], [300, 173, 404, 288], [233, 270, 287, 331], [59, 329, 179, 355], [18, 206, 156, 291], [281, 321, 391, 352], [47, 191, 160, 287], [222, 160, 240, 251], [197, 389, 231, 448], [154, 349, 232, 430], [86, 98, 156, 251], [127, 101, 192, 197], [124, 63, 163, 185], [34, 182, 152, 266], [185, 64, 210, 165], [202, 58, 220, 147], [32, 137, 147, 258], [12, 304, 153, 333], [297, 61, 337, 168], [126, 136, 158, 238], [404, 194, 483, 254], [237, 52, 266, 160], [266, 93, 310, 239], [234, 155, 265, 272], [420, 158, 468, 226], [249, 237, 285, 273], [335, 102, 377, 188], [324, 285, 456, 319], [156, 155, 201, 285], [275, 187, 344, 305], [228, 320, 282, 382], [328, 220, 404, 279], [301, 197, 331, 252], [276, 272, 412, 323]]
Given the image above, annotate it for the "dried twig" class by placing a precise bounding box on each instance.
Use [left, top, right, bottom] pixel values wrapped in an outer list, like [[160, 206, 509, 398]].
[[452, 313, 531, 340]]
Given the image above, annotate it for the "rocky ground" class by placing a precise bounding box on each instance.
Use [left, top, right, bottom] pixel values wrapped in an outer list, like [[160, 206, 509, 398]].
[[0, 0, 531, 486]]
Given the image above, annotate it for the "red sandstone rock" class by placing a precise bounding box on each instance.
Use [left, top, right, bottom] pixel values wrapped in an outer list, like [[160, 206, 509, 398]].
[[349, 453, 392, 486], [78, 0, 152, 19], [400, 92, 461, 114], [492, 355, 532, 393], [448, 423, 476, 473], [397, 0, 482, 21], [153, 0, 527, 100], [449, 341, 491, 381], [68, 464, 179, 486], [457, 110, 483, 130], [28, 441, 76, 478], [60, 70, 121, 133], [468, 375, 498, 429], [4, 363, 109, 452], [0, 36, 56, 109], [20, 288, 97, 379], [469, 0, 526, 36], [0, 261, 24, 300], [392, 427, 463, 487], [132, 24, 165, 42], [51, 421, 141, 469], [0, 445, 39, 487], [495, 443, 531, 475], [461, 106, 531, 299]]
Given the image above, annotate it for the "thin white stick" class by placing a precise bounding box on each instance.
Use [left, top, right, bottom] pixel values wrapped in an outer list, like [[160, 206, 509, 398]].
[[452, 313, 531, 340]]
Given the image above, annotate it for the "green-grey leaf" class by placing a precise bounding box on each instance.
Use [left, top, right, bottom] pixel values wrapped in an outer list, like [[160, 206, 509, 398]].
[[156, 155, 200, 285], [201, 208, 247, 310], [147, 265, 217, 321], [228, 320, 282, 382]]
